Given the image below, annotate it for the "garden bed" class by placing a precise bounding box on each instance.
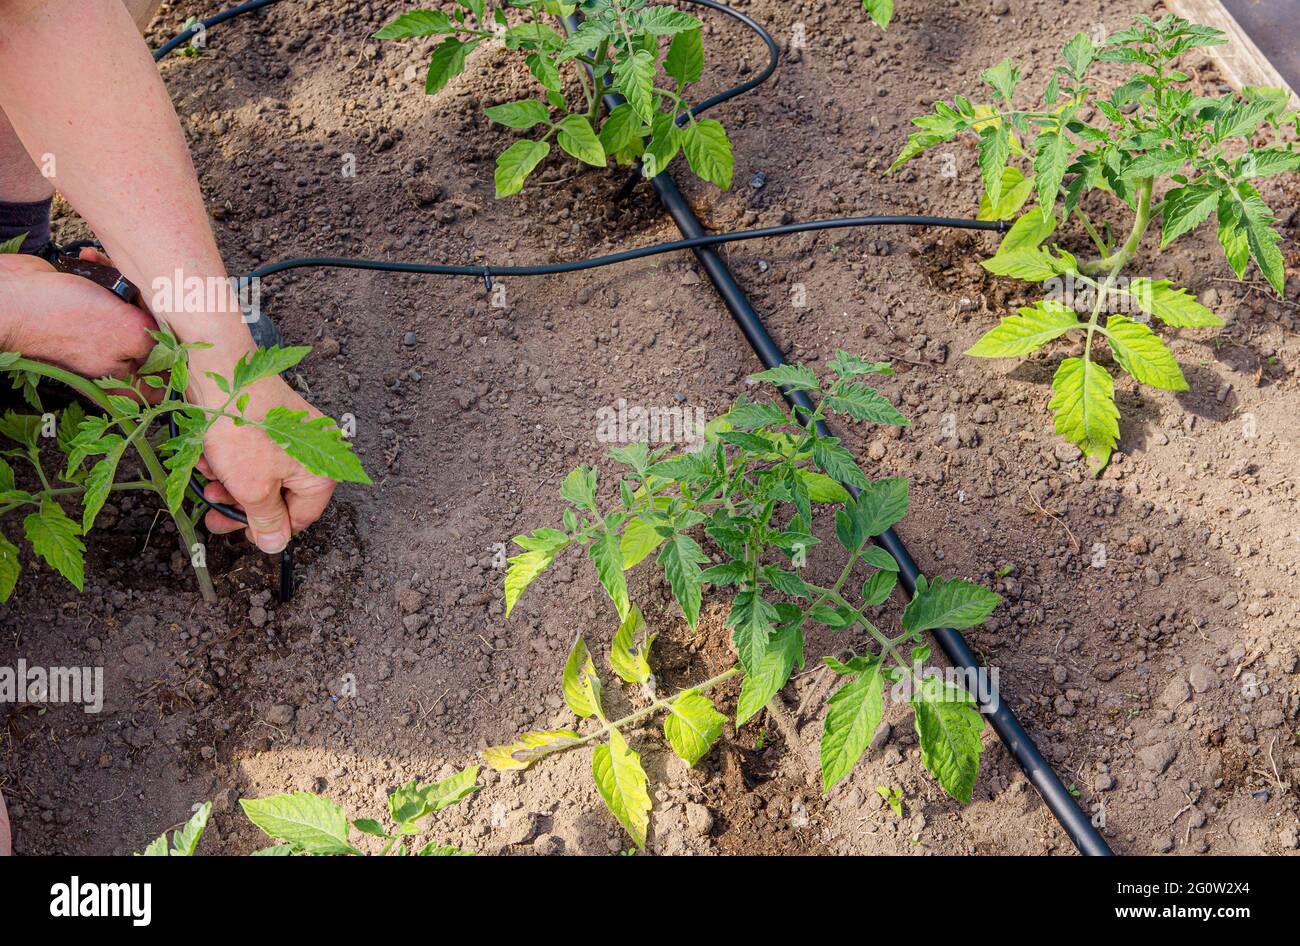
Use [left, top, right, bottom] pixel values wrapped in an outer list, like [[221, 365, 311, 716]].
[[1, 0, 1297, 855]]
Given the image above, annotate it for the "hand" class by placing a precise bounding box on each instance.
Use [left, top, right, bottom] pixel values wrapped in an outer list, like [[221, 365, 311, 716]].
[[0, 250, 155, 378], [195, 374, 337, 554]]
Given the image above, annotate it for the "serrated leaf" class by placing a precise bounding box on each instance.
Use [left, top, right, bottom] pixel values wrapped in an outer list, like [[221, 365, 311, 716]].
[[1160, 183, 1219, 247], [23, 500, 84, 591], [231, 346, 311, 391], [632, 7, 700, 35], [977, 124, 1010, 209], [978, 166, 1034, 221], [613, 49, 655, 122], [812, 438, 870, 490], [824, 383, 909, 426], [727, 589, 777, 671], [598, 103, 643, 154], [239, 793, 357, 855], [862, 545, 900, 572], [505, 528, 569, 616], [736, 624, 802, 725], [610, 604, 654, 683], [749, 363, 820, 392], [81, 442, 126, 534], [1033, 129, 1072, 211], [663, 689, 725, 765], [1104, 316, 1188, 390], [1048, 356, 1119, 467], [967, 299, 1080, 357], [796, 469, 849, 503], [1124, 278, 1224, 328], [657, 532, 707, 628], [168, 803, 211, 856], [998, 207, 1056, 255], [591, 728, 651, 848], [643, 112, 681, 178], [850, 476, 909, 539], [495, 138, 550, 197], [259, 407, 370, 484], [820, 656, 884, 791], [588, 526, 629, 618], [902, 576, 1001, 634], [861, 569, 897, 606], [682, 119, 733, 190], [911, 677, 984, 803], [725, 397, 787, 430], [482, 730, 584, 770], [980, 247, 1060, 281]]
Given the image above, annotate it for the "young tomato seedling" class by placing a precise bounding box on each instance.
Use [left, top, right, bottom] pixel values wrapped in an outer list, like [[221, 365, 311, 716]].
[[0, 241, 369, 602], [141, 767, 480, 856], [375, 0, 734, 196], [493, 355, 1001, 847], [891, 14, 1299, 469]]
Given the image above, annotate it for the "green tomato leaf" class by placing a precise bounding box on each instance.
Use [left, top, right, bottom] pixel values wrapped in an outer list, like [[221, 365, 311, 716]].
[[912, 677, 984, 803], [727, 589, 778, 671], [902, 576, 1001, 634], [494, 138, 551, 197], [425, 37, 478, 95], [820, 656, 885, 791], [657, 532, 707, 629], [485, 99, 551, 130], [823, 383, 909, 426], [259, 407, 371, 484], [663, 27, 704, 85], [556, 114, 607, 167], [24, 500, 84, 591], [239, 792, 358, 855], [1124, 278, 1224, 328], [736, 624, 803, 725], [588, 525, 629, 619], [682, 118, 734, 190], [373, 10, 454, 39], [0, 532, 20, 602]]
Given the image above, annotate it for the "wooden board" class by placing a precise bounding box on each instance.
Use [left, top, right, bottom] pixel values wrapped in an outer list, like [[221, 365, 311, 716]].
[[1164, 0, 1299, 106]]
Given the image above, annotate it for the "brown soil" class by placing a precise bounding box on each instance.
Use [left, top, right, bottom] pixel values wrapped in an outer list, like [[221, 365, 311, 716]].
[[2, 0, 1297, 856]]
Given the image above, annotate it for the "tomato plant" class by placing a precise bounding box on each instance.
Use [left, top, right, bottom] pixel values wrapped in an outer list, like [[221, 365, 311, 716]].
[[494, 355, 1001, 847], [891, 14, 1299, 469], [141, 767, 480, 855], [376, 0, 735, 196], [0, 239, 369, 602]]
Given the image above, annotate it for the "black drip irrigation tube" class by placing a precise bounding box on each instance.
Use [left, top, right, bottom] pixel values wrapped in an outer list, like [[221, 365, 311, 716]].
[[147, 0, 1112, 854]]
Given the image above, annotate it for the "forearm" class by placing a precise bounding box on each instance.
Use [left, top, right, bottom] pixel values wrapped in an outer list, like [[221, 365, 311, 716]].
[[0, 0, 252, 399]]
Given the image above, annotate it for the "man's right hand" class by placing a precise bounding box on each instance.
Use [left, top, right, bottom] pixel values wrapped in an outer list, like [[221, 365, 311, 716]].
[[0, 249, 155, 378]]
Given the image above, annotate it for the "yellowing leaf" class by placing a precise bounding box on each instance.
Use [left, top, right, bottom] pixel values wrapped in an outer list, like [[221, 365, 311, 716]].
[[1104, 316, 1189, 391], [1047, 357, 1119, 468], [562, 634, 602, 719], [663, 689, 725, 765], [966, 299, 1080, 357], [591, 728, 652, 848], [610, 604, 655, 684], [482, 730, 583, 770]]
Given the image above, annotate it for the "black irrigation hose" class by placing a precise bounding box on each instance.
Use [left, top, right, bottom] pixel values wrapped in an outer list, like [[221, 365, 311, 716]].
[[155, 0, 1112, 853]]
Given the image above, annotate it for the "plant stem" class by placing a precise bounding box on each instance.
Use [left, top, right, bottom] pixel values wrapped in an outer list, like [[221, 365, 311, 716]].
[[14, 357, 218, 602], [569, 665, 742, 749]]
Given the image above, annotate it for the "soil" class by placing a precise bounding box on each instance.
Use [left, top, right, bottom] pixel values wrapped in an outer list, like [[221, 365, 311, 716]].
[[2, 0, 1297, 856]]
